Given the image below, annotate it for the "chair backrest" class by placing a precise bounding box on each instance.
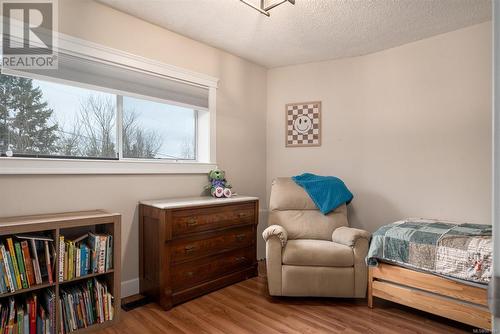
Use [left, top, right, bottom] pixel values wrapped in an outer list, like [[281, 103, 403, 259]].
[[268, 177, 348, 240]]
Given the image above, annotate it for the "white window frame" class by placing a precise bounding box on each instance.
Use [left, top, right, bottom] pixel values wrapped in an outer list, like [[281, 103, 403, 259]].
[[0, 32, 218, 175]]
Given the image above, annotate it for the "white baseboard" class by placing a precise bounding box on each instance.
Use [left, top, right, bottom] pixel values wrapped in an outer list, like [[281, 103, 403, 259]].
[[121, 278, 139, 298]]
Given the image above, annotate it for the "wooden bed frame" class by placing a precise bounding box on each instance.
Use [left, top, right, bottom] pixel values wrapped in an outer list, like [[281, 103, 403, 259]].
[[368, 263, 492, 330]]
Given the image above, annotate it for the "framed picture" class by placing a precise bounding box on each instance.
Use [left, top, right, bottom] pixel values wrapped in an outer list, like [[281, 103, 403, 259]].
[[285, 101, 321, 147]]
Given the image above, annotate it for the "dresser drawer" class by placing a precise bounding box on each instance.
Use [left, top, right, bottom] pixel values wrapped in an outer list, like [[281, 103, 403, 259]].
[[171, 226, 254, 264], [172, 247, 254, 291], [171, 203, 255, 236]]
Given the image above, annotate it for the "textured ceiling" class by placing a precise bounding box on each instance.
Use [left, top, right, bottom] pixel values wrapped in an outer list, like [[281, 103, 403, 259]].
[[97, 0, 492, 68]]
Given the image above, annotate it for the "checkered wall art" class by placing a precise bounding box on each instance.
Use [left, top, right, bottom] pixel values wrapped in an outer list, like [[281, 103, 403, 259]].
[[285, 101, 321, 147]]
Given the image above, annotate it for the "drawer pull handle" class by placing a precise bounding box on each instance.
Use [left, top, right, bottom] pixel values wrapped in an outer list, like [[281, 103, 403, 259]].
[[235, 256, 247, 262], [185, 245, 196, 253], [187, 218, 198, 226], [235, 234, 246, 241], [238, 213, 246, 218], [186, 271, 194, 277]]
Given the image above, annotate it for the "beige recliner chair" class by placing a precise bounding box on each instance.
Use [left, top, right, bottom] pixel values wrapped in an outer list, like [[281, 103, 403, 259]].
[[262, 178, 371, 297]]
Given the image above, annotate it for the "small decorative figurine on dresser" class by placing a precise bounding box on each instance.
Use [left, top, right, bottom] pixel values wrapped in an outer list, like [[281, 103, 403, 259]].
[[206, 168, 233, 198]]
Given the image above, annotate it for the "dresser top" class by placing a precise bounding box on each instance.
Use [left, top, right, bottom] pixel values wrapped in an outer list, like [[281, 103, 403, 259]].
[[140, 195, 259, 209]]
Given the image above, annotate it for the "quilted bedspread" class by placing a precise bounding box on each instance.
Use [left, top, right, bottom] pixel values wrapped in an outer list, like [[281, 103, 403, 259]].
[[367, 219, 492, 284]]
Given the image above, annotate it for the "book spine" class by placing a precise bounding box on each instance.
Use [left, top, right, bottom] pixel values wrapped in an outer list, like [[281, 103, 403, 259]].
[[36, 315, 42, 334], [105, 236, 113, 271], [52, 293, 56, 334], [80, 247, 85, 277], [84, 289, 90, 326], [16, 307, 22, 334], [30, 298, 36, 334], [108, 293, 114, 321], [97, 282, 104, 322], [103, 287, 108, 321], [76, 294, 84, 328], [0, 245, 14, 293], [80, 291, 87, 328], [84, 246, 89, 276], [51, 243, 56, 283], [23, 312, 28, 334], [58, 298, 64, 334], [5, 251, 18, 291], [58, 237, 64, 283], [8, 298, 15, 333], [7, 251, 16, 290], [29, 240, 42, 285], [88, 235, 97, 273], [63, 293, 72, 331], [68, 294, 75, 330], [6, 239, 21, 290], [0, 260, 6, 294], [0, 250, 7, 294], [14, 243, 27, 289], [45, 290, 55, 334], [1, 305, 8, 334], [64, 243, 68, 281], [98, 236, 106, 273], [75, 248, 81, 278], [68, 242, 73, 280], [44, 241, 53, 284], [20, 241, 34, 287], [2, 305, 9, 334]]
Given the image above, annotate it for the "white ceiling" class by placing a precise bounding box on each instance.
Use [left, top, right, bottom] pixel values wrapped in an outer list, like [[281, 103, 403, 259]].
[[97, 0, 492, 68]]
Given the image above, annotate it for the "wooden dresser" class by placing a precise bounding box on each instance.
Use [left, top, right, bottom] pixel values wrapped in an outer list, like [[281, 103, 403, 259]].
[[139, 196, 259, 310]]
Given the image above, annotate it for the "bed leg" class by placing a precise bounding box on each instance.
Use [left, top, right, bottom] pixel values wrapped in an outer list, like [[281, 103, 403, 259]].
[[367, 268, 373, 308]]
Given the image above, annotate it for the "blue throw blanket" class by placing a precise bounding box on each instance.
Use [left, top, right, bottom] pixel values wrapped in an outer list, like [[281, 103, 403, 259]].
[[292, 173, 353, 214]]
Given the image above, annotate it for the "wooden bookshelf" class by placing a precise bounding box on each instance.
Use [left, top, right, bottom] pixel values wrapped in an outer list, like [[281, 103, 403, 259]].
[[0, 210, 121, 333]]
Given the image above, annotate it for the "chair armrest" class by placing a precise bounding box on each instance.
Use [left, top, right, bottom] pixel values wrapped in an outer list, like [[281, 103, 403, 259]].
[[332, 226, 371, 247], [262, 225, 288, 247]]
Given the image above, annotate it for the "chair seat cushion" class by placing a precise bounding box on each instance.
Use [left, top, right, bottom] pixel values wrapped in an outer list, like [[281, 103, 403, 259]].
[[282, 239, 354, 267]]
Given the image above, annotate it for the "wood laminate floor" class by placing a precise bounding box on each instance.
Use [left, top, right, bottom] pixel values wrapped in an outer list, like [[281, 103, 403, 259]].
[[97, 263, 477, 333]]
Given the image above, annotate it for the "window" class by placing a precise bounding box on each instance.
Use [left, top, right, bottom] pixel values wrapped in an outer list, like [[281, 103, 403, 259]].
[[122, 96, 196, 160], [0, 76, 117, 159], [0, 36, 218, 174], [0, 75, 198, 161]]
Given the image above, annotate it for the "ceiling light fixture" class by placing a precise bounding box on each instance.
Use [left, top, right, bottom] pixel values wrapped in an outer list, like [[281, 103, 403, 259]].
[[239, 0, 295, 17]]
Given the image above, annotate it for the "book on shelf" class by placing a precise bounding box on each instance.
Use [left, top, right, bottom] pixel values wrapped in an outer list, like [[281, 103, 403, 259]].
[[0, 245, 14, 293], [6, 238, 22, 291], [0, 253, 7, 293], [21, 241, 35, 287], [14, 242, 28, 289], [105, 236, 112, 272], [59, 233, 113, 282], [59, 278, 113, 333], [1, 243, 16, 293], [31, 240, 42, 286], [58, 237, 65, 284], [0, 235, 54, 295], [0, 290, 55, 334], [37, 241, 53, 285], [44, 241, 53, 285]]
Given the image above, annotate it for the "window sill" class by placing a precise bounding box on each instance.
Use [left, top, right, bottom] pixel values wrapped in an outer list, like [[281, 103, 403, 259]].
[[0, 157, 217, 175]]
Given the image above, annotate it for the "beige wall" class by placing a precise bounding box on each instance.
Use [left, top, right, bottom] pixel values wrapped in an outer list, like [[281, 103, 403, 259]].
[[0, 0, 268, 294], [267, 22, 492, 232]]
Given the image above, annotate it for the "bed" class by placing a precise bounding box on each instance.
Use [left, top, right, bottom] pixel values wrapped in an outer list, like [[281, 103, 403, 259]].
[[366, 219, 492, 330]]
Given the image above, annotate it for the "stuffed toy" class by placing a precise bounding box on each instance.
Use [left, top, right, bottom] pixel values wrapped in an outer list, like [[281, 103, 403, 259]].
[[206, 169, 232, 198]]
